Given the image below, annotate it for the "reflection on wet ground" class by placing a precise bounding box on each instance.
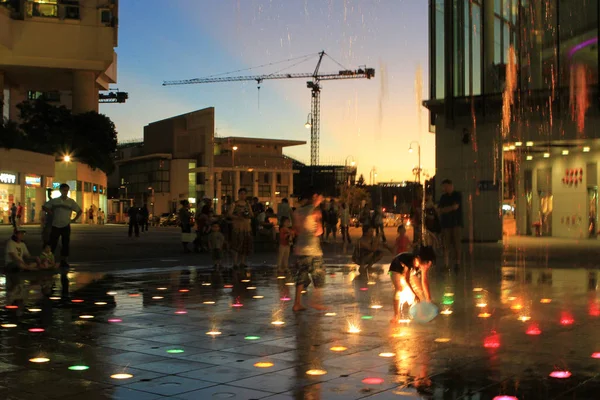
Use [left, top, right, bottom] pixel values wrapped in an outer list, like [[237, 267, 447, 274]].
[[1, 262, 600, 399]]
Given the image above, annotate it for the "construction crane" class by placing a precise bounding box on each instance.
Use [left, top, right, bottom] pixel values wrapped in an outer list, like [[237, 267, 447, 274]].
[[163, 51, 375, 166]]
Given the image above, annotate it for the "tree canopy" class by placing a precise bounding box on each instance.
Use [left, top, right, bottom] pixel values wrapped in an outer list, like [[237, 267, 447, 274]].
[[0, 100, 118, 173]]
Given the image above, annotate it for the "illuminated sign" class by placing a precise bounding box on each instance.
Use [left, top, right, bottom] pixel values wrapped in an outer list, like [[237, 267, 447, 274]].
[[25, 175, 41, 187], [0, 173, 16, 184], [93, 185, 98, 193], [52, 182, 61, 189]]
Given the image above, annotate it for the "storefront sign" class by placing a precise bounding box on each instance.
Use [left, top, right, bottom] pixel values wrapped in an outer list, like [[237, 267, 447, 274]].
[[52, 182, 61, 189], [25, 175, 41, 187], [0, 173, 17, 184]]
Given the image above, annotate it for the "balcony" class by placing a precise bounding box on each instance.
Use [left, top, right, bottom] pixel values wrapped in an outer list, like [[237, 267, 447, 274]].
[[213, 154, 293, 170]]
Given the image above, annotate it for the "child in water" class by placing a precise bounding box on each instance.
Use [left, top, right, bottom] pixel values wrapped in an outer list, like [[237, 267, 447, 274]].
[[389, 246, 436, 323], [39, 244, 56, 269]]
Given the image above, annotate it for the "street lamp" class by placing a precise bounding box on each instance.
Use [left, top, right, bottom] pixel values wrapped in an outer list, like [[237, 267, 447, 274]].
[[232, 145, 238, 167], [148, 186, 155, 217], [63, 154, 71, 162], [408, 141, 425, 246], [305, 113, 312, 129]]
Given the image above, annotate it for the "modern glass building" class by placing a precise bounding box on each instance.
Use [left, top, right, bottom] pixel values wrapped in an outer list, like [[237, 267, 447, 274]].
[[426, 0, 600, 240]]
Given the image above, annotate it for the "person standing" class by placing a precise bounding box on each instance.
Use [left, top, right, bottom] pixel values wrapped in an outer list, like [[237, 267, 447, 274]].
[[277, 198, 292, 227], [372, 205, 386, 243], [128, 204, 140, 238], [178, 200, 194, 253], [339, 202, 351, 244], [438, 179, 462, 269], [140, 204, 149, 232], [98, 208, 105, 225], [325, 200, 338, 241], [87, 206, 94, 225], [16, 202, 23, 227], [42, 183, 82, 268], [292, 188, 326, 312], [10, 203, 17, 229], [229, 188, 253, 268]]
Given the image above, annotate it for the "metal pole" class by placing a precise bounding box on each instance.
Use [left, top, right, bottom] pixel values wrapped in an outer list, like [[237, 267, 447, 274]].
[[419, 144, 425, 246]]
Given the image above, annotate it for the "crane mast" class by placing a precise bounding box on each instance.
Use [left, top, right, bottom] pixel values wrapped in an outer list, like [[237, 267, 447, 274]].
[[163, 51, 374, 166]]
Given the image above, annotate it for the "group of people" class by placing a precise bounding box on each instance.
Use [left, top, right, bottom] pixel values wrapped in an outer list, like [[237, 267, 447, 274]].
[[86, 206, 106, 225], [5, 183, 82, 272], [126, 204, 150, 237]]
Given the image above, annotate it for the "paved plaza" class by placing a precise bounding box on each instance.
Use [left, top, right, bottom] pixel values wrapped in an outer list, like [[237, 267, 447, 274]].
[[1, 225, 600, 399]]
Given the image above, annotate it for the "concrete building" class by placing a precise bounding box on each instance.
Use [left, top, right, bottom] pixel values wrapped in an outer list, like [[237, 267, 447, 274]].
[[292, 161, 358, 199], [0, 0, 118, 118], [425, 0, 600, 241], [112, 107, 304, 217]]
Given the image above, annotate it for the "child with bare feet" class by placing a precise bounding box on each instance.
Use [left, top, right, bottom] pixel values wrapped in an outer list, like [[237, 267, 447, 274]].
[[292, 188, 327, 312], [389, 246, 436, 323], [4, 229, 41, 272]]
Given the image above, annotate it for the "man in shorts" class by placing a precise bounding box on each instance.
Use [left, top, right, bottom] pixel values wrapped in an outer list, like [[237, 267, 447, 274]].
[[292, 188, 326, 312]]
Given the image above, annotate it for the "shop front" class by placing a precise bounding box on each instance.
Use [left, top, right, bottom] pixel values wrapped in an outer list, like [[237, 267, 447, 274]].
[[514, 143, 600, 239], [0, 149, 55, 225]]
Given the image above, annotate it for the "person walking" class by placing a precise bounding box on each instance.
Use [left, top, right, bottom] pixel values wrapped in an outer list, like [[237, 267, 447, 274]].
[[128, 204, 140, 237], [292, 188, 327, 312], [438, 179, 462, 270], [42, 183, 82, 268], [178, 200, 194, 253], [339, 202, 351, 244], [140, 204, 149, 232]]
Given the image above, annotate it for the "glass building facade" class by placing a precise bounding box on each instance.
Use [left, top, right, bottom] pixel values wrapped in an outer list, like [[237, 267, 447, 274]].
[[430, 0, 599, 102]]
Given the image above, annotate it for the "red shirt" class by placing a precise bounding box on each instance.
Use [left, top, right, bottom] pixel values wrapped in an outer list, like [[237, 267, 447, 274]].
[[279, 227, 292, 246], [395, 234, 410, 255]]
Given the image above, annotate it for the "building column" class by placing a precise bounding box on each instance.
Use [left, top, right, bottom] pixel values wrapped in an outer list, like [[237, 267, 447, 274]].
[[270, 172, 277, 207], [0, 70, 4, 114], [288, 172, 294, 205], [233, 170, 241, 198], [252, 171, 259, 198], [215, 171, 222, 215], [204, 170, 214, 202], [483, 0, 495, 94], [72, 70, 98, 114]]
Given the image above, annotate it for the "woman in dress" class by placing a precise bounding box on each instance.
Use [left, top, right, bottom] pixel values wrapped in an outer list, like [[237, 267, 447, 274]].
[[228, 188, 253, 268]]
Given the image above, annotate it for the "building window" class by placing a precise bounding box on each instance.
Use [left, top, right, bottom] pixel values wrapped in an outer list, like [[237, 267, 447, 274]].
[[27, 91, 60, 102], [62, 0, 79, 19], [432, 0, 445, 99], [84, 182, 92, 193], [258, 185, 270, 197], [263, 173, 269, 184], [27, 0, 58, 18], [276, 185, 288, 197], [277, 173, 282, 184]]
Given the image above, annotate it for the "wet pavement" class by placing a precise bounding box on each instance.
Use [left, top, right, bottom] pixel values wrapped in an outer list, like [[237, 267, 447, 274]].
[[1, 251, 600, 400]]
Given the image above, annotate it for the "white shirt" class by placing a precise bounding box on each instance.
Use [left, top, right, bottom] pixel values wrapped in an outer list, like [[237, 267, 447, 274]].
[[44, 197, 82, 228], [5, 239, 30, 265]]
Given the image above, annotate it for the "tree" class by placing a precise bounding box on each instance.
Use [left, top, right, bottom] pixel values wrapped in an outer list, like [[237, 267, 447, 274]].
[[12, 100, 118, 173], [340, 185, 371, 216], [356, 174, 366, 187]]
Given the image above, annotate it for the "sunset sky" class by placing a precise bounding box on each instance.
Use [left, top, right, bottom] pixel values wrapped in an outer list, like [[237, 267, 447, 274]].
[[101, 0, 434, 182]]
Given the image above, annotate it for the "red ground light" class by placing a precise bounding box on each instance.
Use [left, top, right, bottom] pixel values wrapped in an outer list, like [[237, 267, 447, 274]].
[[560, 312, 574, 326], [362, 377, 385, 385], [492, 396, 518, 400], [549, 370, 571, 379], [484, 333, 501, 349], [526, 324, 542, 335]]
